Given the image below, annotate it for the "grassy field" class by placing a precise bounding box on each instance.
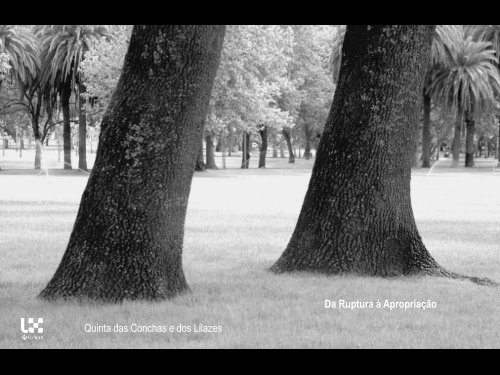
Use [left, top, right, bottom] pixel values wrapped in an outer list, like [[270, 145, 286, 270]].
[[0, 155, 499, 348]]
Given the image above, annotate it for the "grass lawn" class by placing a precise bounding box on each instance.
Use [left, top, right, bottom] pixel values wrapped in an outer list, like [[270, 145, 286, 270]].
[[0, 155, 499, 348]]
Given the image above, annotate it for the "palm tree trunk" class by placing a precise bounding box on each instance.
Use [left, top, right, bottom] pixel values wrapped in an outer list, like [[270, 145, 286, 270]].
[[465, 107, 475, 168], [61, 80, 72, 170], [421, 92, 432, 168], [78, 83, 88, 171], [451, 104, 463, 168]]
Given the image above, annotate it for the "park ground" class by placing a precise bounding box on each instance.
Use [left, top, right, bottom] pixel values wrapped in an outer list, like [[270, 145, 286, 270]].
[[0, 150, 499, 348]]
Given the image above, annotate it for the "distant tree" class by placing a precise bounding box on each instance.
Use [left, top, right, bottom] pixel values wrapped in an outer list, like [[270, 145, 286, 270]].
[[208, 25, 294, 169], [80, 25, 132, 121], [421, 25, 462, 168], [468, 25, 500, 165], [0, 25, 39, 87], [429, 36, 500, 167], [272, 25, 496, 286], [0, 25, 58, 169], [39, 25, 225, 302], [37, 25, 111, 171]]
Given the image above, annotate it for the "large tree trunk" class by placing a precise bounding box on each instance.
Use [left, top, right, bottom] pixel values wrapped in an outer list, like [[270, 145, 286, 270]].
[[205, 133, 217, 169], [78, 83, 88, 171], [465, 107, 475, 168], [421, 92, 432, 168], [282, 127, 294, 163], [451, 105, 463, 168], [61, 80, 72, 170], [39, 25, 225, 302], [241, 131, 250, 169], [271, 25, 446, 277], [258, 125, 268, 168]]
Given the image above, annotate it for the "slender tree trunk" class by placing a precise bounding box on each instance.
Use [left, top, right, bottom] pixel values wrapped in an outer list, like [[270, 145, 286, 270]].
[[421, 92, 432, 168], [258, 125, 268, 168], [304, 124, 311, 160], [451, 104, 463, 168], [61, 80, 72, 170], [78, 83, 88, 171], [465, 107, 475, 168], [31, 115, 42, 169], [195, 138, 206, 171], [279, 142, 285, 158], [282, 127, 294, 163], [241, 132, 250, 169], [271, 25, 447, 277], [272, 137, 278, 158], [35, 138, 43, 170], [205, 133, 217, 169], [39, 25, 225, 302]]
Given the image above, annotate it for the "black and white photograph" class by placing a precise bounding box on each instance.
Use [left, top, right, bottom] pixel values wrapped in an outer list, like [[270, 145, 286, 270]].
[[0, 25, 499, 349]]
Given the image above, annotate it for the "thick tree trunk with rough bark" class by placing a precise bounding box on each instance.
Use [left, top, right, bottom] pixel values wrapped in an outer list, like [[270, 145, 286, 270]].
[[39, 25, 225, 302], [78, 83, 88, 171], [241, 132, 250, 169], [465, 108, 475, 168], [272, 25, 446, 277], [451, 105, 463, 168], [282, 127, 294, 163], [422, 92, 432, 168], [205, 133, 217, 169], [258, 125, 268, 168], [61, 80, 72, 170]]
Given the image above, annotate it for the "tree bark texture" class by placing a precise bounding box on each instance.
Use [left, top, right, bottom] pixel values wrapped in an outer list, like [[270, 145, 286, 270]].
[[272, 25, 446, 277], [39, 25, 225, 302]]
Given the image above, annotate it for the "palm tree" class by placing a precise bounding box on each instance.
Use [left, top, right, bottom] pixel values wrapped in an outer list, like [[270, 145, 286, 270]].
[[429, 36, 500, 167], [37, 25, 110, 170], [468, 25, 500, 166], [329, 25, 462, 168], [421, 25, 462, 168], [0, 25, 39, 88]]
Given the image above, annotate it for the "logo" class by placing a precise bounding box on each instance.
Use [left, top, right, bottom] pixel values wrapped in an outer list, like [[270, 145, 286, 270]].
[[20, 318, 44, 340]]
